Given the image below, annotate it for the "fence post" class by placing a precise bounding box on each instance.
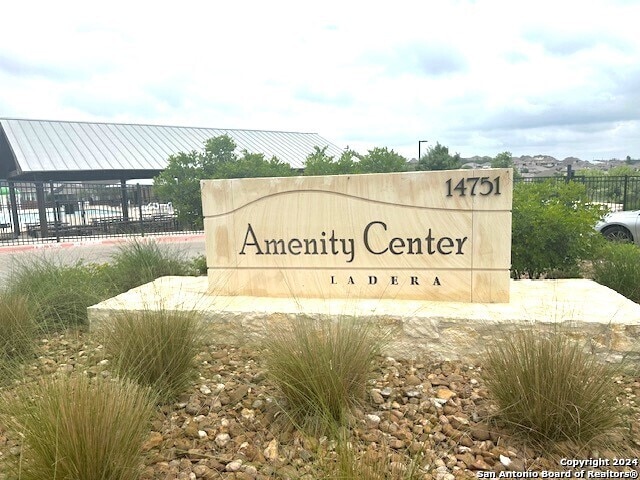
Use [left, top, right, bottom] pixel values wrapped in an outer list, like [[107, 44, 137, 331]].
[[8, 181, 21, 238], [35, 182, 48, 238], [120, 179, 129, 222], [566, 165, 574, 183], [137, 183, 144, 237], [622, 175, 629, 211], [49, 181, 61, 243]]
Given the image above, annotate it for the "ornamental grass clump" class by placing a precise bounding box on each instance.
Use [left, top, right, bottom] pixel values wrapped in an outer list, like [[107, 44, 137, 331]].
[[105, 239, 191, 293], [483, 328, 626, 446], [7, 256, 111, 330], [100, 309, 204, 403], [265, 316, 390, 436], [0, 293, 38, 384], [330, 434, 424, 480], [593, 242, 640, 304], [0, 375, 155, 480]]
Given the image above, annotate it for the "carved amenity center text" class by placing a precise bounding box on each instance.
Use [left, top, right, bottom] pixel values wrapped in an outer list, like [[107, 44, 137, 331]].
[[239, 220, 468, 264], [201, 168, 512, 302]]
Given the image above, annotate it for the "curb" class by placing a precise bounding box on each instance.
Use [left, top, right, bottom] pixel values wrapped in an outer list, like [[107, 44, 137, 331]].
[[0, 233, 205, 254]]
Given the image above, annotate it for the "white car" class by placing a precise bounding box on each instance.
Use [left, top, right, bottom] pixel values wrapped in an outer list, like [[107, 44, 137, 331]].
[[595, 210, 640, 244]]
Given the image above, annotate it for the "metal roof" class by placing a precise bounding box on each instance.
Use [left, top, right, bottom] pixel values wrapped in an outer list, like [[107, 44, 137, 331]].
[[0, 118, 344, 180]]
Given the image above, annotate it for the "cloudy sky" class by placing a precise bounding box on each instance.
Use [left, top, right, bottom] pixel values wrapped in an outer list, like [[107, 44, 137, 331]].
[[1, 0, 638, 161]]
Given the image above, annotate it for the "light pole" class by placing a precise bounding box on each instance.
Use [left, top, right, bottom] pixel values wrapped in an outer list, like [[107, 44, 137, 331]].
[[418, 140, 429, 162]]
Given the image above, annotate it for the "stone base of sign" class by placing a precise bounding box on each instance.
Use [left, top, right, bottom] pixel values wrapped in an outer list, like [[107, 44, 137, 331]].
[[87, 277, 640, 362]]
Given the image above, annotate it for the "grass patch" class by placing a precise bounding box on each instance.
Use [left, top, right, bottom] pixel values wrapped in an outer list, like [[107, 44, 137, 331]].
[[0, 293, 37, 360], [593, 242, 640, 303], [99, 309, 204, 403], [264, 316, 390, 436], [483, 328, 627, 446], [0, 294, 38, 385], [0, 375, 155, 480], [6, 256, 112, 330], [329, 434, 424, 479], [105, 240, 191, 293]]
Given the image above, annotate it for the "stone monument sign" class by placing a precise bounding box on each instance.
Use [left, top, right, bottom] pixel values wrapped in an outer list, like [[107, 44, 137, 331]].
[[201, 169, 512, 302]]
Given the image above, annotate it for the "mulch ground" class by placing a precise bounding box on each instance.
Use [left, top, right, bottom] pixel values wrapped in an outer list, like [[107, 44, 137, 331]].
[[1, 328, 639, 479]]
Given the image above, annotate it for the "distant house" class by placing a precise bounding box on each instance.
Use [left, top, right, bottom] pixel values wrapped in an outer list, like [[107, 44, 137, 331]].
[[461, 162, 483, 169]]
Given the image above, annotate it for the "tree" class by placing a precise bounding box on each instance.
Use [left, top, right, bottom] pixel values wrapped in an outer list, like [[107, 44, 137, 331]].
[[491, 151, 513, 169], [218, 152, 292, 179], [154, 150, 210, 229], [575, 168, 603, 177], [491, 151, 521, 178], [303, 146, 358, 176], [357, 147, 408, 173], [303, 146, 407, 175], [608, 165, 640, 176], [416, 142, 461, 171], [154, 135, 293, 228]]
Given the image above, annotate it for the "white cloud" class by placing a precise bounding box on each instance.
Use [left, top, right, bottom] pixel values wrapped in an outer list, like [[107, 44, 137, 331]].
[[0, 0, 639, 161]]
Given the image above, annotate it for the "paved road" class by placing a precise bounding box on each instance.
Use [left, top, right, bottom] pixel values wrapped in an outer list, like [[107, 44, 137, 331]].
[[0, 234, 206, 287]]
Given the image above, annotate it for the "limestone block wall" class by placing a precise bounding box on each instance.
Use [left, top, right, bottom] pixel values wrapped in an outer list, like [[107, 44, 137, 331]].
[[87, 277, 640, 363]]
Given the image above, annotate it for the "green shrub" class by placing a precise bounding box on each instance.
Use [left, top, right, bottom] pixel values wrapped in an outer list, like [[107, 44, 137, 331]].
[[0, 294, 38, 384], [7, 257, 111, 330], [483, 328, 626, 445], [511, 181, 606, 279], [0, 375, 155, 480], [105, 240, 190, 293], [264, 316, 389, 436], [593, 242, 640, 303], [100, 309, 204, 402], [189, 254, 208, 276]]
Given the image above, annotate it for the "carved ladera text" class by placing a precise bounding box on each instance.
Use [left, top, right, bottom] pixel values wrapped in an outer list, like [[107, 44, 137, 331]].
[[238, 221, 469, 264], [330, 275, 442, 286]]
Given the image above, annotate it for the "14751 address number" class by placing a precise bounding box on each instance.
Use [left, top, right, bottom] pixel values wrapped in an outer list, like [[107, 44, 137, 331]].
[[446, 176, 501, 197]]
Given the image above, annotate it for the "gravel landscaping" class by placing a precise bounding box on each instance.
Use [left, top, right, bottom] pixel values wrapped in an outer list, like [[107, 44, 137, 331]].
[[1, 328, 639, 479]]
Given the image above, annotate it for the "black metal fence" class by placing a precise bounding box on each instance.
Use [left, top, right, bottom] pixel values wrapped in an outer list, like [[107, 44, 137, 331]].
[[0, 180, 197, 245], [2, 174, 637, 246], [515, 175, 640, 212]]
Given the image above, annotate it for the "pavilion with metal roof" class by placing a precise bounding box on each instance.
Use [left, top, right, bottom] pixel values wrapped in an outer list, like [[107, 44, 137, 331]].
[[0, 118, 344, 181]]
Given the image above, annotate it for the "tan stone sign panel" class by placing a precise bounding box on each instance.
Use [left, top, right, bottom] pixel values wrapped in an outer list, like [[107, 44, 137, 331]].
[[201, 169, 512, 302]]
